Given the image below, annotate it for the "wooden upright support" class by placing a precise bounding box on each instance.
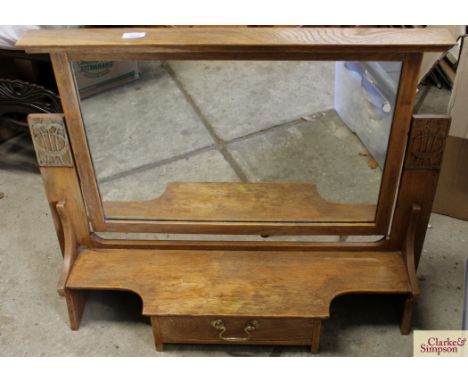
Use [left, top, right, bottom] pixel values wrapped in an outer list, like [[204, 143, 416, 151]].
[[28, 113, 90, 329], [390, 115, 451, 334], [390, 115, 451, 268]]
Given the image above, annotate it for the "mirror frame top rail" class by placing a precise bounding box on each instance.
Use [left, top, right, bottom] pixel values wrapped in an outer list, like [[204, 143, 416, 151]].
[[18, 27, 454, 54]]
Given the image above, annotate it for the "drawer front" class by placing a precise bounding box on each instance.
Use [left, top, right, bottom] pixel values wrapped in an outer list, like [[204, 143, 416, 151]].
[[153, 316, 319, 346]]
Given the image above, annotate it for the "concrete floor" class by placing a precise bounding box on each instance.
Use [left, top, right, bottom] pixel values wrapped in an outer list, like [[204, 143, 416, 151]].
[[0, 61, 466, 356], [82, 61, 381, 206]]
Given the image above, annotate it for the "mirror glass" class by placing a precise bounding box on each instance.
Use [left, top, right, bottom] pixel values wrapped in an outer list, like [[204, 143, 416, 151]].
[[74, 60, 402, 223]]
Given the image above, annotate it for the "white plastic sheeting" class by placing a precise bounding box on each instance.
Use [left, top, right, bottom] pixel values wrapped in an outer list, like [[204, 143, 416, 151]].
[[0, 25, 74, 49]]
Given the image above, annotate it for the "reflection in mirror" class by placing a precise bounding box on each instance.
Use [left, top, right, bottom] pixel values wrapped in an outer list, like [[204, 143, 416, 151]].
[[95, 232, 385, 243], [74, 60, 401, 223]]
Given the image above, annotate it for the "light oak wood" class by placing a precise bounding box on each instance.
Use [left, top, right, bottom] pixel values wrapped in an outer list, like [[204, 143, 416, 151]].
[[403, 204, 421, 297], [400, 296, 415, 335], [39, 166, 92, 248], [64, 289, 87, 331], [311, 319, 321, 353], [389, 115, 451, 267], [398, 203, 422, 335], [17, 28, 455, 55], [55, 201, 77, 296], [27, 114, 91, 251], [49, 55, 106, 231], [104, 182, 376, 222], [150, 317, 164, 351], [67, 248, 411, 318]]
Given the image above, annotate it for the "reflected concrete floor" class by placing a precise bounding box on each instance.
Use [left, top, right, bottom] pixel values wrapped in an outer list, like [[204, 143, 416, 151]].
[[82, 61, 380, 207], [0, 66, 466, 355]]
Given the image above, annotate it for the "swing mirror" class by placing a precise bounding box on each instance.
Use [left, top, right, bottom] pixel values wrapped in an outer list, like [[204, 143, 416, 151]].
[[74, 59, 402, 228]]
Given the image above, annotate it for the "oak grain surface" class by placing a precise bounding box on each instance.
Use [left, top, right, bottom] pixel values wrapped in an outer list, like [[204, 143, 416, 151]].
[[67, 248, 411, 318], [50, 55, 106, 230], [17, 28, 455, 54]]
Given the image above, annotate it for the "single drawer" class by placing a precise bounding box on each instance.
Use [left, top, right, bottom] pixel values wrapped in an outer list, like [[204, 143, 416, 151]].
[[151, 316, 321, 351]]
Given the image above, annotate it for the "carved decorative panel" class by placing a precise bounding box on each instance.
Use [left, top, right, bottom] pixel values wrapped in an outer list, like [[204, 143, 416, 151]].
[[405, 116, 450, 170], [29, 115, 73, 167]]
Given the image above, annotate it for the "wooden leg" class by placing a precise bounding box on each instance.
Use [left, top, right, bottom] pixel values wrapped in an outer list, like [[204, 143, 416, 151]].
[[399, 295, 414, 335], [64, 289, 87, 330], [151, 317, 164, 352], [310, 319, 321, 354]]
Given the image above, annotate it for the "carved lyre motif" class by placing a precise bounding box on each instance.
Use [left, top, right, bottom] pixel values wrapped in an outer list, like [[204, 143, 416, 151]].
[[405, 116, 450, 170], [28, 115, 73, 167]]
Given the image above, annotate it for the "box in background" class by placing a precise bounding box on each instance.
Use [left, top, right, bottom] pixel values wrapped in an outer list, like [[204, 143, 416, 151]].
[[72, 61, 139, 99], [335, 61, 401, 168], [433, 33, 468, 220]]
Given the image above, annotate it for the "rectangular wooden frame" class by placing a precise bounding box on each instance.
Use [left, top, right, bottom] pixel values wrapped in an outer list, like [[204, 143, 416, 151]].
[[19, 27, 454, 236]]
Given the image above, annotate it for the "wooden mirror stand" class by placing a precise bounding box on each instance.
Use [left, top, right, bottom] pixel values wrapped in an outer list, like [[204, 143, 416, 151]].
[[18, 28, 454, 353]]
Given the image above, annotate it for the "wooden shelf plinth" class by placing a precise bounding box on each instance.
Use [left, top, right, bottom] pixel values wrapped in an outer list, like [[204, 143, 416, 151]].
[[67, 248, 411, 318], [66, 248, 412, 351]]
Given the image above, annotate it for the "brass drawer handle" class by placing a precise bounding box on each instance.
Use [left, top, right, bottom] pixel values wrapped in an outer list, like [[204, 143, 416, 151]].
[[211, 319, 259, 342]]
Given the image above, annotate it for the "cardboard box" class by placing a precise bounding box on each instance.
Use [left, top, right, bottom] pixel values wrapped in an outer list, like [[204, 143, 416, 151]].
[[72, 61, 139, 99], [433, 34, 468, 220]]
